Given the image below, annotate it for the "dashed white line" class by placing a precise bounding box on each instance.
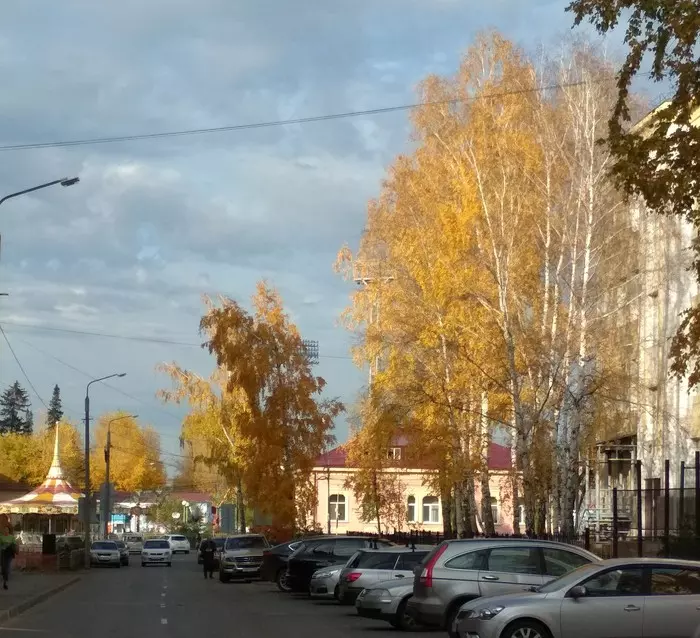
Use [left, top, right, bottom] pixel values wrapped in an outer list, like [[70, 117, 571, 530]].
[[161, 618, 168, 625]]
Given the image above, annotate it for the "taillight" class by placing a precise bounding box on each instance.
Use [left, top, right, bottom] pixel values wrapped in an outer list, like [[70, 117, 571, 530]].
[[346, 572, 362, 583], [263, 550, 271, 556], [419, 544, 448, 588]]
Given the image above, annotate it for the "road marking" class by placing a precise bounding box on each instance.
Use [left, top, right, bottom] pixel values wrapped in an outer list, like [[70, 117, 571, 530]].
[[161, 592, 166, 597], [0, 630, 48, 633], [161, 619, 168, 625]]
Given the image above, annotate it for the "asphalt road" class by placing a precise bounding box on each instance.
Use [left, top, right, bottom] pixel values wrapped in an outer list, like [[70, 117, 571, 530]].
[[0, 553, 442, 638]]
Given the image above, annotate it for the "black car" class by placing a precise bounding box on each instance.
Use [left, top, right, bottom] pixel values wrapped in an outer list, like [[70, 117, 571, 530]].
[[197, 537, 226, 566], [286, 536, 393, 593], [261, 538, 322, 591]]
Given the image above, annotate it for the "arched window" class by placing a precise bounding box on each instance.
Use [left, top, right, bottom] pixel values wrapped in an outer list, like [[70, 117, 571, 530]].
[[490, 497, 499, 524], [407, 496, 416, 522], [422, 496, 440, 523], [329, 494, 347, 522]]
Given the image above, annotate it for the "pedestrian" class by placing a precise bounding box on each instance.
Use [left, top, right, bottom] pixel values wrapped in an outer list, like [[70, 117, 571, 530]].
[[200, 535, 217, 579], [0, 523, 17, 591]]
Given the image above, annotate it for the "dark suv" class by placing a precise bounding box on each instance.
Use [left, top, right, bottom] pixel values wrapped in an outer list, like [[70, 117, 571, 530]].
[[286, 536, 393, 593]]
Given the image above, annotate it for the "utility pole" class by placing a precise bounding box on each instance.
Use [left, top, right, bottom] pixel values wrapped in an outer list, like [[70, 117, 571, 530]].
[[103, 414, 138, 538]]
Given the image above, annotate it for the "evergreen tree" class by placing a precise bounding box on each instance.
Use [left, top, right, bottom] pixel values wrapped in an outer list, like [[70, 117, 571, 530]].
[[47, 384, 63, 427], [0, 381, 32, 434]]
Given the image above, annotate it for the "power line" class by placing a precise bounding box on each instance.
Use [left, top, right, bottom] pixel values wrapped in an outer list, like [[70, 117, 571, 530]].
[[0, 324, 48, 411], [0, 320, 354, 360], [0, 76, 633, 153]]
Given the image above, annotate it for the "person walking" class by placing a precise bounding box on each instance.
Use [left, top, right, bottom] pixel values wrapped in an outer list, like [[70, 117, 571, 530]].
[[200, 535, 217, 579], [0, 524, 17, 590]]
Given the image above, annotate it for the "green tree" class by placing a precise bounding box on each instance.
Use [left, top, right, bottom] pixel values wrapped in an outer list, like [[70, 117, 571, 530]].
[[0, 381, 32, 434], [47, 385, 63, 427]]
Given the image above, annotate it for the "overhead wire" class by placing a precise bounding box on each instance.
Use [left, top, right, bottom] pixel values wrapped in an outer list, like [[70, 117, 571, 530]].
[[0, 75, 646, 153], [0, 324, 49, 411]]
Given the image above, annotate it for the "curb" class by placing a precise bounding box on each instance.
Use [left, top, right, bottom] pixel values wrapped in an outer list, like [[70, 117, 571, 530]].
[[0, 576, 81, 625]]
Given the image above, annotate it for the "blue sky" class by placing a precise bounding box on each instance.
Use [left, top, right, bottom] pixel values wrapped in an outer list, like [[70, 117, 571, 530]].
[[0, 1, 658, 474]]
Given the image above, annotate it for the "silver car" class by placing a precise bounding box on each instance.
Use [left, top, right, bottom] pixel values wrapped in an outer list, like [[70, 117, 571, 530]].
[[310, 564, 344, 599], [455, 557, 700, 638], [339, 547, 430, 604], [407, 538, 599, 632], [219, 534, 270, 582], [356, 577, 416, 630]]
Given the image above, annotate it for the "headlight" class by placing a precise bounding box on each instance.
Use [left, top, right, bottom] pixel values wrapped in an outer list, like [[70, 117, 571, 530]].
[[476, 606, 505, 620], [224, 556, 236, 563], [313, 569, 340, 579], [365, 588, 391, 598]]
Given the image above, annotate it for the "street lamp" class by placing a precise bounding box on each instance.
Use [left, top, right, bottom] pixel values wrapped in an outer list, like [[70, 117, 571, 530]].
[[0, 177, 80, 207], [103, 414, 138, 538], [83, 373, 126, 568]]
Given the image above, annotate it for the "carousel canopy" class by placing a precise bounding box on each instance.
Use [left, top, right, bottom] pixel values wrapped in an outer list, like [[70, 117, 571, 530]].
[[0, 424, 82, 515]]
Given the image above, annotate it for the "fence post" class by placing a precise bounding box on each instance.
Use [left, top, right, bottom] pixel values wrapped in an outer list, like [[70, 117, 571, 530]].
[[680, 461, 686, 532], [664, 459, 670, 558], [695, 451, 700, 540], [612, 488, 619, 559], [636, 460, 643, 558]]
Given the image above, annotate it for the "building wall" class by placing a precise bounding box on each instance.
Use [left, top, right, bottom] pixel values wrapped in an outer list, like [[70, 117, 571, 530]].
[[311, 467, 518, 534]]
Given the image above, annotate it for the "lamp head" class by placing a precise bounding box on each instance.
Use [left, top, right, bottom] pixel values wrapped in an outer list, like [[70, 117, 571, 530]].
[[60, 177, 79, 187]]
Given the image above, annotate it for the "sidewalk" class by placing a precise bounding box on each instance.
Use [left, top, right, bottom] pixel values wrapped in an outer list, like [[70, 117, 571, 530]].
[[0, 572, 81, 624]]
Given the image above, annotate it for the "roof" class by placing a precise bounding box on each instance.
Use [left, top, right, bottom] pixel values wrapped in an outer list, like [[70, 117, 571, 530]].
[[170, 491, 212, 503], [315, 440, 512, 471], [0, 425, 82, 515]]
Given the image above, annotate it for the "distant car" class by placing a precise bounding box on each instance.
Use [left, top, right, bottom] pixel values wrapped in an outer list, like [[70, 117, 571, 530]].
[[165, 534, 191, 554], [90, 541, 121, 568], [310, 564, 344, 599], [198, 537, 226, 567], [123, 533, 144, 554], [261, 539, 313, 591], [219, 534, 270, 583], [142, 539, 172, 567], [114, 540, 130, 566]]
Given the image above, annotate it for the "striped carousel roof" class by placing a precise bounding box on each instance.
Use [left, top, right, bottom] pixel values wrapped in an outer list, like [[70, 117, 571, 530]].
[[0, 425, 82, 515]]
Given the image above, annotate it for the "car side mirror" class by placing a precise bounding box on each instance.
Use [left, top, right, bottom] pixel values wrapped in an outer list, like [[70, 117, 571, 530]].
[[569, 585, 587, 599]]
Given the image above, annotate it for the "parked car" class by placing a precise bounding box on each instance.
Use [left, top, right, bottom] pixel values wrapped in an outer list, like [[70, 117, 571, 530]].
[[165, 534, 191, 554], [407, 538, 599, 634], [219, 534, 270, 583], [123, 533, 144, 554], [339, 547, 430, 604], [114, 540, 130, 566], [286, 536, 394, 593], [310, 564, 345, 599], [356, 578, 417, 630], [261, 539, 321, 591], [90, 541, 121, 568], [141, 538, 173, 567], [198, 537, 226, 566], [454, 557, 700, 638]]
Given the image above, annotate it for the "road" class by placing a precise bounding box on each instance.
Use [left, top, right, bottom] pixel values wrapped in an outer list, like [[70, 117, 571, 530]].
[[0, 554, 441, 637]]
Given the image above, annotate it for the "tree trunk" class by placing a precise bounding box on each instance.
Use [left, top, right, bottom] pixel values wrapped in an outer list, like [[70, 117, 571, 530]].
[[441, 484, 454, 538], [479, 392, 495, 535], [236, 476, 246, 534]]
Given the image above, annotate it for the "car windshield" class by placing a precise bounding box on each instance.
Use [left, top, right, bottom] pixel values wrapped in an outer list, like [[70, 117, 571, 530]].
[[225, 536, 267, 550], [92, 542, 117, 550], [538, 562, 604, 593], [213, 538, 226, 548], [171, 536, 187, 541], [115, 541, 126, 549], [144, 540, 170, 549]]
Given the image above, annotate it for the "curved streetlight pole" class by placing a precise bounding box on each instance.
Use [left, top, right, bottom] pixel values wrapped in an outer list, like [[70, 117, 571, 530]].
[[0, 177, 79, 207], [83, 373, 126, 567], [103, 414, 138, 538]]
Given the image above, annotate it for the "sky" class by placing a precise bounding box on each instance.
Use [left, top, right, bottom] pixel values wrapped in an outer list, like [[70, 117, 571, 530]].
[[0, 1, 659, 475]]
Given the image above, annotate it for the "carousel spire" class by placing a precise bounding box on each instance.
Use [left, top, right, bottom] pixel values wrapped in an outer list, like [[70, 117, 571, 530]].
[[46, 422, 65, 481]]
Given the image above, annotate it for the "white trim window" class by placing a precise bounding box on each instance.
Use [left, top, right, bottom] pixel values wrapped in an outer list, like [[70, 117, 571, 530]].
[[422, 496, 440, 523], [407, 495, 416, 522], [329, 494, 347, 522], [490, 497, 499, 525], [387, 447, 402, 460]]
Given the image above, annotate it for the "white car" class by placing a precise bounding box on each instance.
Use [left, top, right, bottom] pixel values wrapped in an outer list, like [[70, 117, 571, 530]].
[[142, 539, 172, 567], [90, 541, 121, 568], [165, 534, 191, 554], [124, 533, 144, 554]]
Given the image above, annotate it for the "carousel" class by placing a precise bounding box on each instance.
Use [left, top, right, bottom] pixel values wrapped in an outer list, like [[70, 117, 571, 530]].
[[0, 424, 82, 535]]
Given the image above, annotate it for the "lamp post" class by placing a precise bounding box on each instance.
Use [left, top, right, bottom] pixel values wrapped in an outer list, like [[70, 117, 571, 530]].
[[103, 414, 138, 538], [83, 373, 126, 567], [0, 177, 79, 207]]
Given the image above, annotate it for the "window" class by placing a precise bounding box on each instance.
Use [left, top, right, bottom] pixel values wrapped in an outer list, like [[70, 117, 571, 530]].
[[334, 539, 367, 557], [444, 550, 487, 570], [396, 551, 429, 570], [542, 548, 592, 578], [422, 496, 440, 523], [354, 551, 399, 570], [388, 447, 402, 460], [650, 567, 700, 595], [224, 536, 267, 550], [329, 494, 347, 522], [310, 542, 335, 557], [407, 496, 416, 522], [486, 547, 540, 575], [490, 497, 499, 524], [581, 567, 644, 597]]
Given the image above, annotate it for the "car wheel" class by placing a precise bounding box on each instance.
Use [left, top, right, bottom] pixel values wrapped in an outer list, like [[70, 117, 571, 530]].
[[276, 569, 292, 593], [396, 598, 417, 631], [219, 572, 230, 583], [168, 562, 172, 567], [186, 550, 190, 554], [333, 585, 340, 600], [116, 563, 121, 568], [141, 562, 146, 567], [501, 620, 550, 638]]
